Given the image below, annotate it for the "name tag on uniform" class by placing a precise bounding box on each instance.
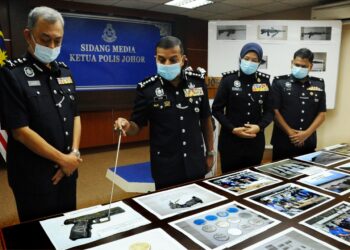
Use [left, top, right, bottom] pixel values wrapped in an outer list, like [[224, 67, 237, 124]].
[[307, 86, 323, 91], [252, 83, 269, 92], [183, 87, 204, 97], [27, 80, 41, 86], [57, 76, 73, 85]]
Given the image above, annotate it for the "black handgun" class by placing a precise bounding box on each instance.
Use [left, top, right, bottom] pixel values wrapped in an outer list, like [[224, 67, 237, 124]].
[[64, 206, 125, 240]]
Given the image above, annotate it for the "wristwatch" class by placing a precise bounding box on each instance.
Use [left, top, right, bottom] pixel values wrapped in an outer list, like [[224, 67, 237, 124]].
[[71, 148, 81, 158], [206, 150, 216, 156]]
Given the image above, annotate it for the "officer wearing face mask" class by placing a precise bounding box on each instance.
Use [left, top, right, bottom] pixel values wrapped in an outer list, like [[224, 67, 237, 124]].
[[271, 48, 326, 161], [0, 6, 82, 222], [115, 36, 214, 189], [212, 43, 273, 174]]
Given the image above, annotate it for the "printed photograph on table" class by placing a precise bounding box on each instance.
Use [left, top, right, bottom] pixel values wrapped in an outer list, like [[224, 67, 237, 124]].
[[255, 159, 315, 179], [300, 201, 350, 247], [258, 25, 288, 40], [300, 26, 332, 40], [204, 169, 281, 196], [335, 162, 350, 173], [246, 183, 333, 219], [87, 228, 186, 250], [244, 227, 338, 250], [133, 184, 227, 220], [40, 201, 150, 250], [217, 25, 246, 40], [324, 143, 350, 157], [294, 151, 350, 167], [298, 170, 350, 196], [169, 201, 280, 250]]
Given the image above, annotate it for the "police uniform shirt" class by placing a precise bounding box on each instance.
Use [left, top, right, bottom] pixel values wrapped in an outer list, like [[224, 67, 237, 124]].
[[271, 74, 326, 147], [0, 53, 79, 193], [212, 70, 273, 134], [130, 70, 211, 185]]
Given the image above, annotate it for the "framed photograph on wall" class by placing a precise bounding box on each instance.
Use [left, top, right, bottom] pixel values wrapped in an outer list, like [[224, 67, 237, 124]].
[[217, 25, 246, 40]]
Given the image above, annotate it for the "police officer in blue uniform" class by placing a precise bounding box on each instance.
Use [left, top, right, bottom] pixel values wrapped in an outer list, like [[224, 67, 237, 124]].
[[0, 7, 82, 222], [115, 36, 214, 189], [271, 48, 326, 161], [212, 43, 273, 174]]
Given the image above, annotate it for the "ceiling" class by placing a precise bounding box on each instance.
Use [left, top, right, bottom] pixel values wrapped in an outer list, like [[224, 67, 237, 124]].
[[63, 0, 340, 20]]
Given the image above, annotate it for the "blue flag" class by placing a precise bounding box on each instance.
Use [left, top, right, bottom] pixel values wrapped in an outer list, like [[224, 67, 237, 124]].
[[0, 28, 8, 67]]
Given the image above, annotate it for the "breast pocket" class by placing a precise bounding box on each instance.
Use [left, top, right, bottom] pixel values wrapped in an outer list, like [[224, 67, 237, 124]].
[[26, 89, 54, 116]]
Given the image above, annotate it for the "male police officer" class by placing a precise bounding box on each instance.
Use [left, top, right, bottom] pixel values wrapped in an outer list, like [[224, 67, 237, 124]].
[[115, 36, 214, 189], [271, 48, 326, 161], [212, 43, 273, 173], [0, 6, 82, 222]]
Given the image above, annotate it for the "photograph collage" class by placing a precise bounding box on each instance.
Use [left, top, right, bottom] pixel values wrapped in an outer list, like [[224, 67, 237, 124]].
[[80, 144, 350, 250]]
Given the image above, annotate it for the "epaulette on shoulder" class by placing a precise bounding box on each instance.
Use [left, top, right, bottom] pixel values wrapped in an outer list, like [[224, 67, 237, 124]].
[[222, 70, 237, 77], [57, 61, 69, 69], [273, 74, 290, 80], [257, 71, 270, 79], [185, 70, 205, 79], [4, 57, 27, 69], [138, 75, 158, 88], [310, 76, 324, 82]]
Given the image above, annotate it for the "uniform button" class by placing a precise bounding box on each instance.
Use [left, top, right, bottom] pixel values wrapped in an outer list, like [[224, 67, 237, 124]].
[[302, 101, 305, 105], [160, 106, 163, 109], [157, 151, 160, 155], [301, 119, 304, 122], [176, 91, 179, 95], [182, 129, 186, 133], [180, 116, 184, 120], [247, 112, 250, 115], [260, 95, 263, 97], [248, 93, 251, 96], [247, 84, 250, 87], [36, 91, 40, 95], [302, 93, 305, 96], [236, 93, 239, 96], [302, 85, 305, 88], [67, 146, 71, 151], [288, 93, 291, 95], [301, 110, 305, 113], [68, 88, 71, 92], [65, 131, 69, 136], [248, 103, 251, 106], [183, 141, 186, 146], [53, 90, 57, 94], [50, 76, 53, 80], [184, 153, 187, 157], [300, 127, 303, 130], [246, 121, 250, 124], [63, 117, 67, 122]]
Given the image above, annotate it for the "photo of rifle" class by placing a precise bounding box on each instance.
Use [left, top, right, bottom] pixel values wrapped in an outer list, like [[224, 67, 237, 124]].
[[218, 28, 245, 37], [64, 206, 125, 240], [301, 31, 328, 38], [260, 28, 286, 37]]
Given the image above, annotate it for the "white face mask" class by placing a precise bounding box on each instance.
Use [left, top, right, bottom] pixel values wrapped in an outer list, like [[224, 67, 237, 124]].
[[31, 34, 61, 64]]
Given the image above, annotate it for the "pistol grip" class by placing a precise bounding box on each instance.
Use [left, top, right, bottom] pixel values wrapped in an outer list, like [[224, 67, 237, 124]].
[[69, 220, 92, 241]]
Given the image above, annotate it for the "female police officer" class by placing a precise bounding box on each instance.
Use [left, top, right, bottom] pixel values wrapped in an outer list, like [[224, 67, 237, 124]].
[[212, 43, 273, 174]]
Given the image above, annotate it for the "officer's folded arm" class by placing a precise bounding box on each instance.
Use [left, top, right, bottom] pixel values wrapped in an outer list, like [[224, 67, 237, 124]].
[[12, 126, 81, 176]]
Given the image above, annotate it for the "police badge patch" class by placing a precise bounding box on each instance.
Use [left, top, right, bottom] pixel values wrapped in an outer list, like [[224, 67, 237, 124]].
[[155, 87, 164, 97], [234, 80, 241, 88], [24, 67, 35, 77]]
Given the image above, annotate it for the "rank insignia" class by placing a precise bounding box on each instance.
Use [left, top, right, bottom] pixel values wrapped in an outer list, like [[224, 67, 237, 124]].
[[183, 87, 204, 97], [164, 100, 171, 107], [155, 87, 164, 97], [257, 78, 261, 83], [252, 83, 269, 92], [57, 76, 73, 85], [233, 80, 241, 88], [24, 67, 35, 77], [188, 82, 195, 89], [285, 82, 292, 88]]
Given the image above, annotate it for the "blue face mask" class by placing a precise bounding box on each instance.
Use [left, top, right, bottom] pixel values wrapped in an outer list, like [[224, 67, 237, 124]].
[[31, 35, 61, 64], [240, 59, 259, 75], [157, 63, 181, 81], [292, 65, 309, 79]]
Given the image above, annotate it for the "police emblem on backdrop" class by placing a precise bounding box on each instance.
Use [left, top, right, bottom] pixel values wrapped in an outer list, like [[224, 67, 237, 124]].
[[102, 23, 117, 43], [24, 66, 35, 78], [155, 87, 164, 97]]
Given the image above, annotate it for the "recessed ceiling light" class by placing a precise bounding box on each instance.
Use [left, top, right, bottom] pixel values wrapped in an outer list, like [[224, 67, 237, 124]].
[[165, 0, 213, 9]]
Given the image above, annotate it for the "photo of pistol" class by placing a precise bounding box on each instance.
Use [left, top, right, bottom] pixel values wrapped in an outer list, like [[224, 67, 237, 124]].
[[64, 206, 125, 240]]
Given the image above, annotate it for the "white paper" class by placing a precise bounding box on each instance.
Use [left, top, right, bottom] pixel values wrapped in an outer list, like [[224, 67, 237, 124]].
[[40, 201, 150, 250], [170, 201, 280, 250], [244, 227, 338, 250], [133, 183, 227, 220], [298, 165, 327, 176], [88, 228, 186, 250]]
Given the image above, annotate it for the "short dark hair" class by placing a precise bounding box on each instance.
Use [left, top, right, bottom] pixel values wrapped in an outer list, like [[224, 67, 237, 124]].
[[293, 48, 314, 63], [156, 36, 184, 55]]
